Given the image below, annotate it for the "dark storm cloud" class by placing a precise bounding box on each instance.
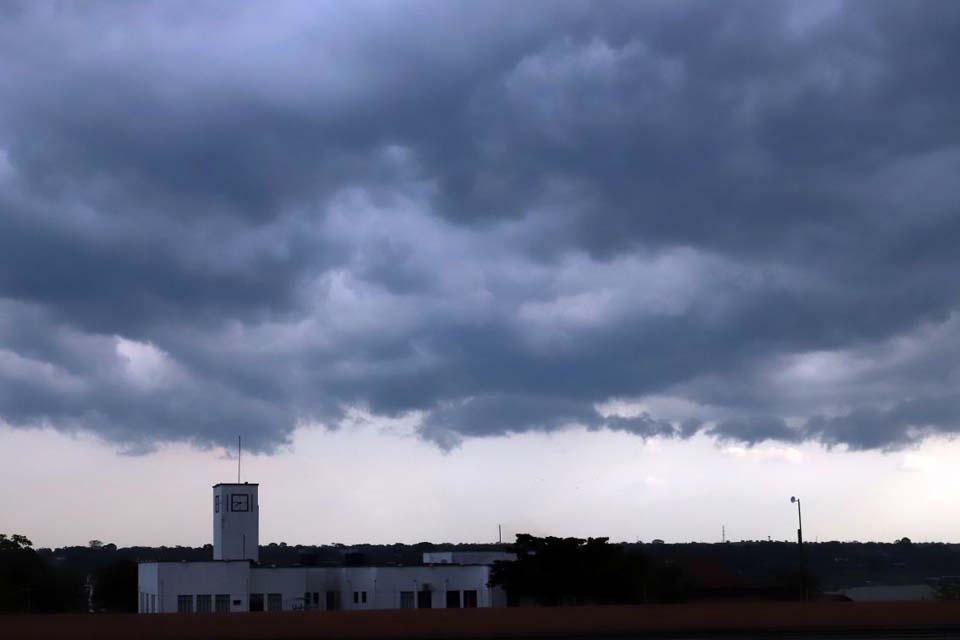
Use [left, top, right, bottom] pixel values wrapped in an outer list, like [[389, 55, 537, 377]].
[[1, 1, 960, 453], [710, 417, 800, 446]]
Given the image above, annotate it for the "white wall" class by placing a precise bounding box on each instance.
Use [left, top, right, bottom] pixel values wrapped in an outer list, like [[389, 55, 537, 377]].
[[138, 559, 504, 613], [244, 565, 498, 611], [249, 567, 308, 611], [137, 562, 158, 613], [138, 561, 252, 613], [305, 566, 498, 610]]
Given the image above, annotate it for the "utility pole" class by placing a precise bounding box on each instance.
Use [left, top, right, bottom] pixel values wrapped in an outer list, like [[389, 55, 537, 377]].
[[791, 496, 805, 600]]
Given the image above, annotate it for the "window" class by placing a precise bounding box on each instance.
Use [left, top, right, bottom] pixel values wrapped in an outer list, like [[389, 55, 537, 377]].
[[446, 590, 460, 608], [150, 594, 156, 613], [215, 495, 220, 513], [362, 591, 367, 604], [353, 591, 358, 604], [196, 594, 212, 613], [400, 591, 415, 609], [177, 594, 193, 613], [325, 590, 340, 610], [417, 589, 432, 609], [463, 590, 478, 608], [250, 593, 264, 612], [267, 593, 282, 611], [215, 594, 230, 613], [230, 493, 250, 512], [299, 592, 320, 610], [353, 591, 367, 604]]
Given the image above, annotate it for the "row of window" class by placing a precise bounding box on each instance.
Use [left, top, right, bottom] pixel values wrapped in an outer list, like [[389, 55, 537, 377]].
[[249, 593, 283, 612], [296, 589, 479, 610], [301, 590, 342, 610], [176, 594, 235, 613], [170, 588, 480, 613], [399, 589, 479, 609]]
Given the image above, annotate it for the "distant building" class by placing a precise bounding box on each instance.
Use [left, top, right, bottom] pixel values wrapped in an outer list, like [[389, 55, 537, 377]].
[[422, 551, 516, 565], [137, 482, 507, 613], [828, 584, 936, 602]]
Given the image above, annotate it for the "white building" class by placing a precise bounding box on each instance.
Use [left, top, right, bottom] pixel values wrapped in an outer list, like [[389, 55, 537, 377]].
[[423, 551, 517, 565], [137, 482, 507, 613], [830, 584, 936, 602]]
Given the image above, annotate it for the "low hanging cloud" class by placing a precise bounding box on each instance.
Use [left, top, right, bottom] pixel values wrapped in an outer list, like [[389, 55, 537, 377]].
[[1, 1, 960, 453]]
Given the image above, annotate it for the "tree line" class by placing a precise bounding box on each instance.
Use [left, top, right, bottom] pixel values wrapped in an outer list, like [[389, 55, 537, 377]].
[[3, 532, 959, 613]]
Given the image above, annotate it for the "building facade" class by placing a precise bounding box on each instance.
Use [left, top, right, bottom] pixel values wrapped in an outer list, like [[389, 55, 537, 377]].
[[137, 482, 507, 613]]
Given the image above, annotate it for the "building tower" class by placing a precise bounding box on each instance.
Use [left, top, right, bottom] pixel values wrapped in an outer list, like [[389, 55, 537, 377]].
[[213, 483, 259, 561]]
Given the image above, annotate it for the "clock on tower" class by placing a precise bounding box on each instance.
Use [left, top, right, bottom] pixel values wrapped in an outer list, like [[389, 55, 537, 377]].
[[230, 493, 249, 512]]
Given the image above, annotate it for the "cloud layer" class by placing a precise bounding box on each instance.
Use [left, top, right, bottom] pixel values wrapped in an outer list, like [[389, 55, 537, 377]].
[[1, 0, 960, 452]]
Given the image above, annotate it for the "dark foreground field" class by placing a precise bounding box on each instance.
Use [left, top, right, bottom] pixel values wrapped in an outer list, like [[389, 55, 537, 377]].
[[4, 601, 960, 640]]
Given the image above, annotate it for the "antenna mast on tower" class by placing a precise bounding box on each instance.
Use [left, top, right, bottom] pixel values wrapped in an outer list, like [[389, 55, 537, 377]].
[[238, 435, 242, 483]]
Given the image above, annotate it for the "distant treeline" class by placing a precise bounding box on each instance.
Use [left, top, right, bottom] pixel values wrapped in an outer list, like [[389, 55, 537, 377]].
[[3, 532, 959, 613], [491, 535, 960, 605]]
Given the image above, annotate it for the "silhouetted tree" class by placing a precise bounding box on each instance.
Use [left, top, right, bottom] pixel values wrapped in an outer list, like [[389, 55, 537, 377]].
[[0, 533, 82, 613], [490, 534, 653, 605], [92, 559, 137, 612]]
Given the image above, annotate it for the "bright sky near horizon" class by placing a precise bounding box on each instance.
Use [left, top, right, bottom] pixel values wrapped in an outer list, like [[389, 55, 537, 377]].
[[3, 423, 958, 548], [3, 1, 960, 548]]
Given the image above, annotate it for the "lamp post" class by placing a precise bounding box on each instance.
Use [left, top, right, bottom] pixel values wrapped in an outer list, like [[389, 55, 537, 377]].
[[790, 496, 805, 600]]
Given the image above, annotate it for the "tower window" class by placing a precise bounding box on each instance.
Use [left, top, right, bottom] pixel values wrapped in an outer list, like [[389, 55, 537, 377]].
[[215, 495, 220, 513], [230, 494, 249, 512]]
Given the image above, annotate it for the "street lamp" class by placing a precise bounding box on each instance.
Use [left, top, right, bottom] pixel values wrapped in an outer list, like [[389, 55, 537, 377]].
[[790, 496, 803, 545], [790, 496, 805, 600]]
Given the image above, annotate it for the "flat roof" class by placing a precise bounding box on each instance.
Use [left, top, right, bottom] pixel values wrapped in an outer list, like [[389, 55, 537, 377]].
[[138, 559, 254, 565], [139, 560, 489, 569], [212, 482, 260, 487]]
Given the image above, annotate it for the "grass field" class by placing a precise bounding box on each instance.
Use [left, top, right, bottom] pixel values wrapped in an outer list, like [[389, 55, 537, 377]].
[[4, 601, 960, 639]]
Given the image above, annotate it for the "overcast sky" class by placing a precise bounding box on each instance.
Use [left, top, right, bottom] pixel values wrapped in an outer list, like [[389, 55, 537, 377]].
[[2, 0, 960, 547]]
